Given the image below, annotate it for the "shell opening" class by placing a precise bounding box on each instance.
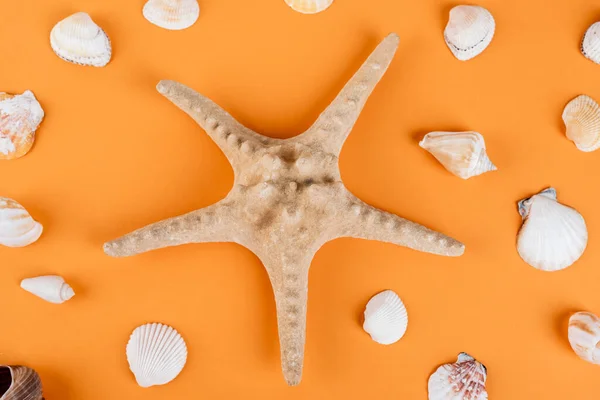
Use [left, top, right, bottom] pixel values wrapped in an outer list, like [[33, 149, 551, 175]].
[[0, 367, 12, 396]]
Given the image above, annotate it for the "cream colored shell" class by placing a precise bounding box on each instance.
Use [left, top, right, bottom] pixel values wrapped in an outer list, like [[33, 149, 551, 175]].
[[562, 95, 600, 152], [444, 5, 495, 61], [20, 275, 75, 304], [569, 311, 600, 364], [0, 197, 43, 248], [581, 22, 600, 64], [0, 91, 44, 160], [284, 0, 333, 14], [143, 0, 200, 30], [363, 290, 408, 345], [428, 353, 488, 400]]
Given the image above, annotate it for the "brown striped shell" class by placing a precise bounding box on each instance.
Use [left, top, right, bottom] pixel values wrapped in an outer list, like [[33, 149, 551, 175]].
[[0, 365, 43, 400]]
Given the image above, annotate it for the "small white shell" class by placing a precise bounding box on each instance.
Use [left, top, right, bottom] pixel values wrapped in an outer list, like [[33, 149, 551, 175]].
[[428, 353, 488, 400], [0, 91, 44, 160], [517, 188, 587, 271], [0, 197, 43, 247], [444, 5, 495, 61], [562, 95, 600, 152], [126, 322, 188, 387], [20, 275, 75, 304], [50, 12, 112, 67], [143, 0, 200, 30], [419, 131, 497, 179], [581, 22, 600, 64], [284, 0, 333, 14], [568, 311, 600, 365], [362, 290, 408, 345]]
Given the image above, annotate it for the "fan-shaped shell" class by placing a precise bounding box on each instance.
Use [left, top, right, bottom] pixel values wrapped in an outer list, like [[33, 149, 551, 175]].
[[50, 12, 112, 67], [143, 0, 200, 30], [419, 131, 497, 179], [428, 353, 488, 400], [0, 365, 43, 400], [0, 197, 43, 248], [517, 188, 587, 271], [444, 5, 495, 61], [363, 290, 408, 345], [562, 95, 600, 152], [569, 311, 600, 365], [581, 22, 600, 64], [21, 275, 75, 304], [126, 323, 188, 387], [284, 0, 333, 14], [0, 91, 44, 160]]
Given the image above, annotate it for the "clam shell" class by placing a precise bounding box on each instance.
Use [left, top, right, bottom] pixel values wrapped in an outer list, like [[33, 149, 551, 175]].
[[569, 311, 600, 364], [143, 0, 200, 30], [0, 365, 43, 400], [444, 5, 495, 61], [0, 197, 43, 248], [284, 0, 333, 14], [517, 188, 587, 271], [0, 91, 44, 160], [428, 353, 488, 400], [363, 290, 408, 345], [562, 95, 600, 152], [419, 131, 497, 179], [126, 322, 188, 387], [21, 275, 75, 304], [50, 12, 111, 67], [581, 22, 600, 64]]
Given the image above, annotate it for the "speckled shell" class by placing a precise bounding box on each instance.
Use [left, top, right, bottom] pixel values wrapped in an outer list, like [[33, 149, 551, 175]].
[[444, 5, 495, 61], [581, 22, 600, 64], [284, 0, 333, 14], [143, 0, 200, 30], [21, 275, 75, 304], [0, 91, 44, 160], [0, 197, 43, 248], [428, 353, 488, 400], [0, 365, 43, 400], [363, 290, 408, 345], [562, 95, 600, 152], [568, 311, 600, 365]]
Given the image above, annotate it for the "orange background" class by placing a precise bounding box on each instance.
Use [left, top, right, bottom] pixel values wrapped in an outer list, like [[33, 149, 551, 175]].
[[1, 0, 600, 398]]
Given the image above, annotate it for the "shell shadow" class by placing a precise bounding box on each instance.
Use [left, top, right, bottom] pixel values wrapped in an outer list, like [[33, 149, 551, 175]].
[[555, 308, 579, 354]]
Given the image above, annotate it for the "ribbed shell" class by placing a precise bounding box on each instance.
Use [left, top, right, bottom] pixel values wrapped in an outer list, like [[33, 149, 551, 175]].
[[568, 312, 600, 364], [428, 353, 488, 400], [20, 275, 75, 304], [363, 290, 408, 345], [0, 91, 44, 160], [581, 22, 600, 64], [0, 197, 43, 248], [0, 365, 43, 400], [284, 0, 334, 14], [517, 188, 587, 271], [444, 5, 495, 61], [562, 95, 600, 152], [126, 323, 188, 387], [143, 0, 200, 30]]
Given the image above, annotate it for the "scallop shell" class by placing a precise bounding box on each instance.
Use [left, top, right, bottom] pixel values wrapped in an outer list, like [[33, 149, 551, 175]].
[[21, 275, 75, 304], [50, 12, 112, 67], [0, 365, 43, 400], [569, 311, 600, 364], [126, 322, 188, 387], [419, 131, 497, 179], [0, 197, 43, 248], [363, 290, 408, 345], [562, 95, 600, 152], [0, 91, 44, 160], [143, 0, 200, 30], [517, 188, 587, 271], [284, 0, 333, 14], [444, 5, 495, 61], [581, 22, 600, 64], [428, 353, 488, 400]]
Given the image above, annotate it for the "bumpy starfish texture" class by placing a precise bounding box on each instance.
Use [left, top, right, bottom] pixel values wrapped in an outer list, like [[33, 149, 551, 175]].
[[104, 33, 465, 386]]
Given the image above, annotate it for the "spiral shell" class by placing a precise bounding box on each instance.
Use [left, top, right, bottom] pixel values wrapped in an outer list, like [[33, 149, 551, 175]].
[[568, 311, 600, 365], [143, 0, 200, 30], [0, 197, 43, 248], [428, 353, 488, 400], [0, 91, 44, 160], [21, 275, 75, 304], [0, 365, 43, 400]]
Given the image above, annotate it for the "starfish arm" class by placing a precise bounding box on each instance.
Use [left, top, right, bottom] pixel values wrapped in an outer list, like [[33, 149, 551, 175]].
[[299, 33, 400, 155]]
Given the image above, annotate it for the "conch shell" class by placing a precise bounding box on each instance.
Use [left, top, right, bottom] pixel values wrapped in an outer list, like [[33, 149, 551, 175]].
[[143, 0, 200, 30], [21, 275, 75, 304], [363, 290, 408, 345], [568, 311, 600, 365], [444, 5, 495, 61], [284, 0, 334, 14], [562, 95, 600, 152], [428, 353, 488, 400], [581, 22, 600, 64], [0, 197, 43, 248], [0, 91, 44, 160], [0, 365, 43, 400]]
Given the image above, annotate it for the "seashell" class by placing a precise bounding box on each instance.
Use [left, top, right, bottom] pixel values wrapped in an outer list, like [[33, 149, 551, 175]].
[[50, 12, 112, 67], [0, 91, 44, 160], [21, 275, 75, 304], [568, 311, 600, 364], [517, 187, 587, 271], [419, 131, 497, 179], [126, 322, 188, 387], [444, 5, 495, 61], [363, 290, 408, 345], [581, 22, 600, 64], [0, 365, 43, 400], [562, 95, 600, 152], [143, 0, 200, 30], [428, 353, 488, 400], [284, 0, 333, 14], [0, 197, 43, 248]]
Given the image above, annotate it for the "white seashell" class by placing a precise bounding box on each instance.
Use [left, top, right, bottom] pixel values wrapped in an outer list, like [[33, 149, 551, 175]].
[[419, 131, 497, 179], [50, 12, 112, 67], [444, 5, 495, 61], [20, 275, 75, 304], [126, 322, 188, 387], [363, 290, 408, 345], [581, 22, 600, 64], [429, 353, 488, 400], [517, 188, 587, 271], [562, 95, 600, 152], [568, 311, 600, 364], [0, 197, 43, 247], [0, 91, 44, 160], [284, 0, 333, 14], [143, 0, 200, 30]]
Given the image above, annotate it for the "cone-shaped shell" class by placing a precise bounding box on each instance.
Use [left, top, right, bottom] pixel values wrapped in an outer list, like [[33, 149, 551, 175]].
[[20, 275, 75, 304], [428, 353, 488, 400], [569, 311, 600, 364], [284, 0, 333, 14], [419, 131, 497, 179], [50, 12, 112, 67], [363, 290, 408, 345], [581, 22, 600, 64], [126, 323, 188, 387], [0, 365, 43, 400], [517, 188, 587, 271], [562, 95, 600, 152], [0, 91, 44, 160], [143, 0, 200, 30], [0, 197, 43, 248], [444, 5, 495, 61]]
